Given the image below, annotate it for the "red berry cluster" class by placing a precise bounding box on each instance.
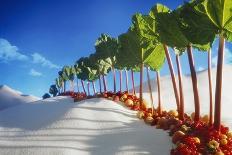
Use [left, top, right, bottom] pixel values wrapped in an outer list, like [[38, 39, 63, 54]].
[[61, 91, 232, 155], [60, 91, 87, 101]]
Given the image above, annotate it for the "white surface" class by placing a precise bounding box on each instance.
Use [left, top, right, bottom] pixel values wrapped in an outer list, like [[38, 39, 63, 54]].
[[0, 85, 39, 110], [0, 96, 172, 155], [0, 65, 232, 155], [135, 65, 232, 128]]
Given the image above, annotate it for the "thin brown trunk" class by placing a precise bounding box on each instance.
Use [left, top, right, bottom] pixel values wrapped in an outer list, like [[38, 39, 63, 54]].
[[69, 80, 72, 92], [62, 81, 64, 93], [120, 70, 122, 92], [187, 45, 200, 122], [92, 81, 96, 95], [77, 79, 80, 93], [131, 70, 136, 95], [156, 71, 162, 115], [146, 67, 154, 114], [125, 70, 129, 92], [112, 67, 116, 93], [208, 49, 213, 126], [102, 74, 107, 92], [87, 82, 90, 96], [64, 81, 66, 93], [214, 36, 225, 131], [139, 64, 144, 107], [99, 76, 102, 93], [176, 55, 185, 120], [81, 80, 86, 95], [163, 44, 180, 111], [70, 80, 74, 92]]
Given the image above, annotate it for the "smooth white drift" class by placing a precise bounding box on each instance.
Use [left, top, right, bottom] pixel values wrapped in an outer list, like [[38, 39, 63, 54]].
[[134, 65, 232, 128], [0, 96, 172, 155], [0, 85, 39, 110]]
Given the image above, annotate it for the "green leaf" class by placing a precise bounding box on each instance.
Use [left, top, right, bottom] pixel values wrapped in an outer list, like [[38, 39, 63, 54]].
[[149, 3, 213, 51], [55, 78, 62, 88], [149, 3, 170, 18], [117, 13, 166, 71], [61, 66, 69, 81], [173, 47, 186, 56], [176, 1, 216, 50], [118, 32, 140, 68], [95, 34, 118, 66], [74, 64, 81, 75], [143, 43, 166, 71], [204, 0, 232, 29], [203, 0, 232, 41], [149, 4, 189, 49], [224, 30, 232, 42]]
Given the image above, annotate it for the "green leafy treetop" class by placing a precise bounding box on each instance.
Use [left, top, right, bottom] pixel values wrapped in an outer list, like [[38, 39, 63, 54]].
[[49, 84, 58, 97], [55, 77, 62, 92], [95, 34, 118, 68], [42, 93, 51, 100], [90, 53, 111, 76], [118, 13, 166, 71], [76, 57, 98, 82], [149, 3, 213, 52], [61, 66, 69, 82], [202, 0, 232, 41]]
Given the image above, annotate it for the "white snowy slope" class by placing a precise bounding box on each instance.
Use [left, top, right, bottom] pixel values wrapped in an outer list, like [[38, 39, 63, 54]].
[[0, 65, 231, 155], [0, 96, 172, 155], [135, 64, 232, 128], [0, 85, 39, 110]]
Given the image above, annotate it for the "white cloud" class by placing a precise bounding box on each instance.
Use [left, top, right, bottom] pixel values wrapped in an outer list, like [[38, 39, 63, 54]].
[[31, 52, 60, 69], [197, 66, 205, 71], [29, 69, 42, 77], [212, 47, 232, 66], [0, 38, 60, 74], [0, 38, 28, 62]]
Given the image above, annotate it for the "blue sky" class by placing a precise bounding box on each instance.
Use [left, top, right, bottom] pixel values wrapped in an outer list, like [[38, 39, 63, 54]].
[[0, 0, 232, 97]]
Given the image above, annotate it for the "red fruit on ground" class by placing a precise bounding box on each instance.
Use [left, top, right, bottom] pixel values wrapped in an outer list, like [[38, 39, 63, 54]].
[[125, 99, 134, 107], [172, 131, 185, 144], [113, 96, 120, 102]]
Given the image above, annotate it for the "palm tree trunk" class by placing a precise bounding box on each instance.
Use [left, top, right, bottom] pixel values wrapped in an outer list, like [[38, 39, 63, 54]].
[[131, 69, 136, 95], [125, 70, 129, 92], [58, 88, 60, 95], [163, 44, 180, 112], [64, 81, 66, 93], [77, 79, 80, 93], [71, 81, 73, 92], [156, 71, 162, 115], [81, 80, 86, 95], [92, 81, 96, 95], [112, 67, 116, 93], [70, 80, 74, 92], [214, 35, 225, 131], [87, 82, 90, 96], [176, 55, 185, 120], [120, 70, 122, 92], [99, 76, 102, 93], [187, 45, 200, 122], [208, 49, 213, 126], [102, 74, 107, 92], [146, 66, 154, 114], [61, 82, 64, 93], [139, 63, 144, 107]]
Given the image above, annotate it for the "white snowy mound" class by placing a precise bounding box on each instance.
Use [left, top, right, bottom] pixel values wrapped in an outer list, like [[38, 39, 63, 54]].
[[135, 65, 232, 128], [0, 96, 171, 155], [0, 85, 39, 110]]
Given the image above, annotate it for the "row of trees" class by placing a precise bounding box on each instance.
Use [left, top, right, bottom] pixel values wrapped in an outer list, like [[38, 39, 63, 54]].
[[52, 0, 232, 132]]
